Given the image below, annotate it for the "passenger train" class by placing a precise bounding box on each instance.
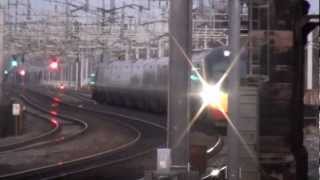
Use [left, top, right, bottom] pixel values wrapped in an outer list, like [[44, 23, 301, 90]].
[[4, 46, 247, 125], [92, 46, 247, 123]]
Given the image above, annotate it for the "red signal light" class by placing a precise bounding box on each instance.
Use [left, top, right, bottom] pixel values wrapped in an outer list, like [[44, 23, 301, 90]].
[[49, 61, 58, 70], [19, 69, 26, 76], [59, 84, 65, 90], [49, 56, 59, 70]]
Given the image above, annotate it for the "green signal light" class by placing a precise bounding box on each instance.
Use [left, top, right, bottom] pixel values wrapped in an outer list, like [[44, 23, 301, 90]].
[[11, 60, 18, 67], [190, 74, 199, 81]]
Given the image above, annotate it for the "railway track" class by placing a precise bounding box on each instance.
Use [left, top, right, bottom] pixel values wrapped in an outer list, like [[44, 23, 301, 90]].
[[0, 86, 88, 153], [27, 87, 166, 179], [32, 86, 225, 179], [0, 86, 165, 179], [0, 109, 61, 153]]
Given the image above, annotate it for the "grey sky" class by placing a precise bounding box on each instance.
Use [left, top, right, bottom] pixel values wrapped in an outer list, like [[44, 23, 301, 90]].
[[308, 0, 319, 14], [4, 0, 318, 16]]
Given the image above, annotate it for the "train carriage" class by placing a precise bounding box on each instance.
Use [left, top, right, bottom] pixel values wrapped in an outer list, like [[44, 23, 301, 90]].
[[93, 46, 248, 125]]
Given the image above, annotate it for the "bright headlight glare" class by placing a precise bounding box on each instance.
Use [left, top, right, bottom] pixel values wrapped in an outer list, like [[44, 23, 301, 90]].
[[199, 84, 228, 112], [200, 85, 222, 106]]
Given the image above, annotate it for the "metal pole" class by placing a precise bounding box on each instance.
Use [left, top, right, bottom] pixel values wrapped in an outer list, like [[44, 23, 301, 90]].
[[306, 32, 313, 90], [76, 56, 81, 90], [227, 0, 241, 180], [0, 8, 4, 84], [168, 0, 192, 171], [65, 0, 70, 38]]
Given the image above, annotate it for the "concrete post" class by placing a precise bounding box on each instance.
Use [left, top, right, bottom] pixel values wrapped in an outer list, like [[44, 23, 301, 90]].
[[227, 0, 241, 180], [167, 0, 192, 174]]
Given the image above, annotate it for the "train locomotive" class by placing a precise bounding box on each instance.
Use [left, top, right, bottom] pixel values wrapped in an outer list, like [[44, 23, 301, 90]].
[[92, 46, 247, 124]]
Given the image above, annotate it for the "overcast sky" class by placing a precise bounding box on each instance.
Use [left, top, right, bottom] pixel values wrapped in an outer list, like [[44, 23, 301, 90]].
[[3, 0, 319, 16], [308, 0, 319, 14]]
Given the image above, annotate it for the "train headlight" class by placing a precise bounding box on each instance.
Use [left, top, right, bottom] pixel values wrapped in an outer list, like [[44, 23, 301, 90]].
[[199, 84, 228, 113]]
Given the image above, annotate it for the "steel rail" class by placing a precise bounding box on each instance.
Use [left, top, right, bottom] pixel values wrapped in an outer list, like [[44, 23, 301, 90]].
[[16, 87, 166, 179], [0, 90, 143, 179], [0, 109, 61, 152]]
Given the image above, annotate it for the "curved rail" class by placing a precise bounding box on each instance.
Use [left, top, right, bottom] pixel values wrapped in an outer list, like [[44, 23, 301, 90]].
[[20, 88, 164, 179], [0, 91, 143, 179], [40, 88, 226, 179], [0, 110, 61, 152], [13, 94, 89, 150], [206, 136, 224, 159]]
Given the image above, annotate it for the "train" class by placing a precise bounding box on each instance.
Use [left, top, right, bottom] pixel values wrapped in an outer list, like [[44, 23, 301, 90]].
[[92, 46, 247, 123], [4, 46, 247, 125]]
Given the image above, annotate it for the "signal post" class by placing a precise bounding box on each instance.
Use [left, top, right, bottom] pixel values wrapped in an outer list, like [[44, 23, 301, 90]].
[[227, 0, 241, 180], [145, 0, 198, 179], [167, 0, 192, 171], [0, 7, 4, 84]]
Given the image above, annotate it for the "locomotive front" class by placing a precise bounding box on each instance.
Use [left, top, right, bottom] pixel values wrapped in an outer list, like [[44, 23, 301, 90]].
[[191, 46, 247, 127], [189, 48, 230, 127]]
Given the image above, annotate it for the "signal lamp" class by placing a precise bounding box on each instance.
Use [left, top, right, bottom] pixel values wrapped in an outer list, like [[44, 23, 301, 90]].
[[19, 69, 26, 76], [200, 84, 228, 114], [59, 84, 65, 90], [223, 50, 231, 57], [11, 60, 18, 67], [190, 74, 199, 81], [49, 61, 58, 70]]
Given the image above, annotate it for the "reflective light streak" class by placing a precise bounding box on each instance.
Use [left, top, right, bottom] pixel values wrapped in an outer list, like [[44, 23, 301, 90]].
[[50, 111, 58, 116], [206, 137, 222, 154], [53, 97, 61, 103], [202, 166, 227, 179], [219, 107, 259, 165], [174, 104, 207, 149], [51, 103, 59, 107], [170, 34, 207, 86], [50, 118, 59, 126]]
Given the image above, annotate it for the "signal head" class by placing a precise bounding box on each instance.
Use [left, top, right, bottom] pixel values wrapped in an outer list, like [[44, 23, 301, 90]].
[[19, 69, 26, 76]]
